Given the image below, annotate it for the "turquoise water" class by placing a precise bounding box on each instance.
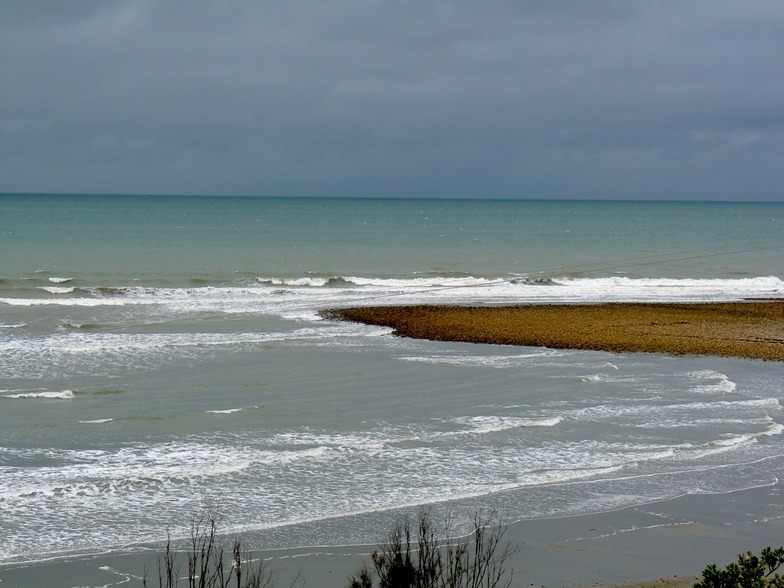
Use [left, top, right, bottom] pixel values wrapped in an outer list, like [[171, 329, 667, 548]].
[[1, 194, 783, 578], [2, 195, 782, 283]]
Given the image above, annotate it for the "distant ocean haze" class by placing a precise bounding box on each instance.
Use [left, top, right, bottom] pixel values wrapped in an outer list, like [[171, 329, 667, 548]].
[[1, 194, 783, 567]]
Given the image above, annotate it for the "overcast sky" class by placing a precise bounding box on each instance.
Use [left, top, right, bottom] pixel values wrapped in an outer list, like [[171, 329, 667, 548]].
[[2, 1, 783, 200]]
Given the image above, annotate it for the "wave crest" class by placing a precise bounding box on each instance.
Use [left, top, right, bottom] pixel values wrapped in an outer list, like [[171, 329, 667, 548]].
[[2, 390, 76, 400]]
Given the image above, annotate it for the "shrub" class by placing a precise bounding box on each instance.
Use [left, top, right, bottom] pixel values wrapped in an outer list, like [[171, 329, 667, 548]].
[[348, 510, 517, 588], [143, 503, 286, 588], [695, 546, 784, 588]]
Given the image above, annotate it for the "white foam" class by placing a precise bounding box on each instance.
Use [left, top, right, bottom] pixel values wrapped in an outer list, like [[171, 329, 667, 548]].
[[521, 463, 630, 487], [678, 421, 784, 460], [39, 286, 76, 294], [713, 433, 757, 448], [4, 275, 781, 315], [346, 275, 503, 288], [688, 370, 737, 394], [398, 350, 563, 368], [716, 397, 781, 411], [252, 446, 329, 465], [4, 403, 782, 568], [217, 274, 784, 318], [580, 374, 602, 382], [452, 415, 564, 435], [567, 396, 782, 429], [2, 390, 75, 400], [78, 418, 114, 424], [48, 277, 74, 283], [257, 275, 502, 289], [269, 429, 391, 452], [265, 277, 331, 287], [552, 275, 784, 301], [762, 422, 784, 437], [0, 297, 133, 307], [0, 328, 349, 360]]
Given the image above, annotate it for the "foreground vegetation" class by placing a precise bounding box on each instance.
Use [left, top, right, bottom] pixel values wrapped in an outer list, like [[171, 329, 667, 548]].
[[142, 507, 514, 588], [347, 511, 516, 588], [142, 505, 285, 588], [141, 504, 784, 587], [695, 547, 784, 588]]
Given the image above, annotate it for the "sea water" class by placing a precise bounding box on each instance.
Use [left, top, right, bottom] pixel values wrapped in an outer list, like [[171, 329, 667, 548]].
[[1, 194, 783, 570]]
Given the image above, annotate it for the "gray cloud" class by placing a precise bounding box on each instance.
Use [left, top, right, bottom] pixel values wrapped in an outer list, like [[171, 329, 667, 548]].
[[1, 1, 783, 199]]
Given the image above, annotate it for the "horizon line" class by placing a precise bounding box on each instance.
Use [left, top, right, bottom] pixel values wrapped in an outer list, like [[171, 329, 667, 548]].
[[1, 191, 782, 204]]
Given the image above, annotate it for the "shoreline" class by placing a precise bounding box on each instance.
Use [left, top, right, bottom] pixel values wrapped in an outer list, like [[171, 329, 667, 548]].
[[3, 480, 784, 587], [324, 301, 784, 361]]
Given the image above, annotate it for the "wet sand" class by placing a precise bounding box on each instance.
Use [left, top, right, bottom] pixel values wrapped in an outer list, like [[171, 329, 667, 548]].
[[253, 481, 784, 587], [324, 301, 784, 361], [3, 481, 784, 587]]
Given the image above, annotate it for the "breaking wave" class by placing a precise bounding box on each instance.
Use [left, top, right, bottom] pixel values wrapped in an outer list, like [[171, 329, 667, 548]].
[[2, 390, 76, 400]]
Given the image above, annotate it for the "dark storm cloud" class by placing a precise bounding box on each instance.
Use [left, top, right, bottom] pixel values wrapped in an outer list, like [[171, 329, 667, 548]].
[[1, 1, 783, 199]]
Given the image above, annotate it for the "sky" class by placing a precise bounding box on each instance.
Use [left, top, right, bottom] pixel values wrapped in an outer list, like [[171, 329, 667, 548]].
[[1, 1, 783, 201]]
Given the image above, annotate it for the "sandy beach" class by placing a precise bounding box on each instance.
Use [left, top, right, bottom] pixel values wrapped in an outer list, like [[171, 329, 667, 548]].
[[324, 301, 784, 361], [3, 480, 784, 587], [266, 480, 784, 587]]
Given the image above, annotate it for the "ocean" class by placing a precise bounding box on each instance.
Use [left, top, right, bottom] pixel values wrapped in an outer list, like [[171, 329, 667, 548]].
[[1, 194, 783, 578]]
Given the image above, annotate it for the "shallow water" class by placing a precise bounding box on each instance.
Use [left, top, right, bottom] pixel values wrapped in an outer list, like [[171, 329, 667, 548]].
[[1, 194, 783, 568]]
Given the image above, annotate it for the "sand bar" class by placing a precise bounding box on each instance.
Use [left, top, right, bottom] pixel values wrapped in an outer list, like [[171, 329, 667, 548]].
[[324, 301, 784, 361]]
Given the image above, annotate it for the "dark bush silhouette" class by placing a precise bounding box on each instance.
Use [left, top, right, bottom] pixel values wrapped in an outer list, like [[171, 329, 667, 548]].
[[143, 503, 292, 588], [695, 547, 784, 588], [348, 510, 517, 588]]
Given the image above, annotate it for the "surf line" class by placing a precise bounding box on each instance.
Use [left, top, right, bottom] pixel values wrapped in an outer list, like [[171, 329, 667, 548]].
[[333, 239, 784, 305], [527, 241, 784, 280]]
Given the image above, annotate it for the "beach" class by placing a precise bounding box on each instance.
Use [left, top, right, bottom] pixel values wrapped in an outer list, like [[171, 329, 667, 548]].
[[325, 301, 784, 362], [223, 479, 784, 587], [3, 479, 784, 587]]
